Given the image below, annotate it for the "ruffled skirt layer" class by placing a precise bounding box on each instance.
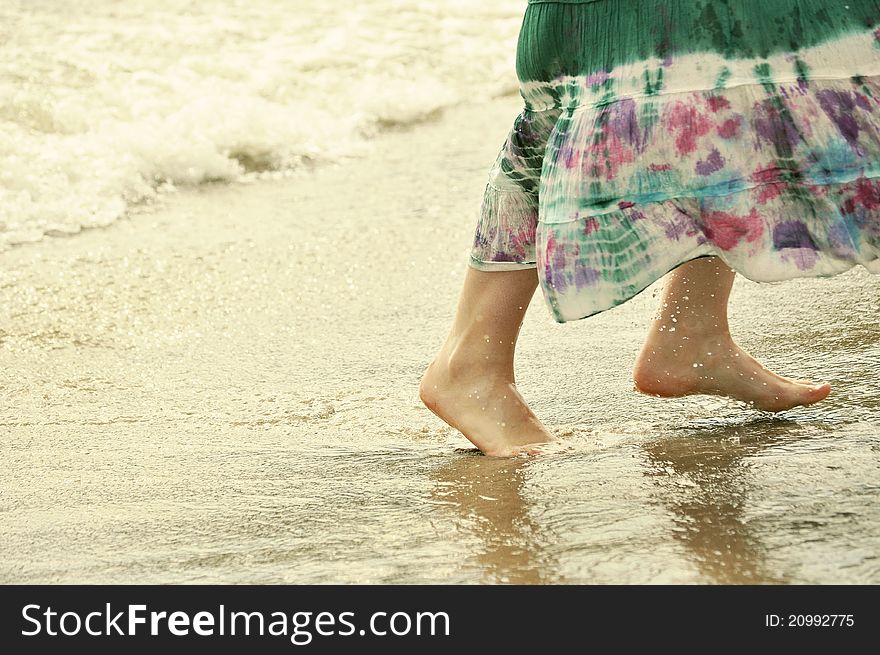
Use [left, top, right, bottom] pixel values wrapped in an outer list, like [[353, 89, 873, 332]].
[[470, 0, 880, 322]]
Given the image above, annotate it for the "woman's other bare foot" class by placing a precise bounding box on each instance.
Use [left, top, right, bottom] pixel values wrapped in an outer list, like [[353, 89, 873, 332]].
[[633, 333, 831, 412], [634, 257, 831, 412]]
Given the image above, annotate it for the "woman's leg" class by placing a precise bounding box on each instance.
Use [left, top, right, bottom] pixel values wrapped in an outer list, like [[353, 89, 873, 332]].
[[420, 266, 555, 456], [633, 256, 832, 411]]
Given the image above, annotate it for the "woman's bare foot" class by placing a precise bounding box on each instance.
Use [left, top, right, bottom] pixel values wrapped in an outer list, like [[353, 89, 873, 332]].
[[421, 266, 554, 456], [633, 332, 831, 412], [420, 353, 554, 457]]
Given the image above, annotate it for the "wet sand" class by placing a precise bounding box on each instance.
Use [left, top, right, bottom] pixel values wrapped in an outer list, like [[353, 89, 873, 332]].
[[1, 96, 879, 584]]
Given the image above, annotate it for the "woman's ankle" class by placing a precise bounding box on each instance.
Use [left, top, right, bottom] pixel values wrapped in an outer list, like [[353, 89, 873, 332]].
[[431, 340, 515, 382], [646, 320, 732, 345]]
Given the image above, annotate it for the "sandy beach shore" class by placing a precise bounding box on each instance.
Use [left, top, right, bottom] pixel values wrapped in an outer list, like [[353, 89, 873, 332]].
[[2, 95, 879, 584]]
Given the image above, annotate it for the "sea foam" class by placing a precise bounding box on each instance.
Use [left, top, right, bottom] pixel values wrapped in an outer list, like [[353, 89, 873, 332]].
[[0, 0, 521, 248]]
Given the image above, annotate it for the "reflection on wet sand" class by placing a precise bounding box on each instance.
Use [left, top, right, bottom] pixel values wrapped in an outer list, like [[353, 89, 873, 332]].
[[429, 418, 840, 584], [430, 451, 553, 584], [644, 419, 816, 584]]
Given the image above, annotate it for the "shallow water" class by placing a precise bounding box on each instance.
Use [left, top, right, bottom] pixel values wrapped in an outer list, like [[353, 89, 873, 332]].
[[1, 95, 878, 584]]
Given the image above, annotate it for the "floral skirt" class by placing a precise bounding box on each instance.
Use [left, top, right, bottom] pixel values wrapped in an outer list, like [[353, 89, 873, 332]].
[[470, 0, 880, 322]]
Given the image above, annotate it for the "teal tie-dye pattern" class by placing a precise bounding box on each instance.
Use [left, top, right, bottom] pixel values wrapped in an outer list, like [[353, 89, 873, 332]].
[[518, 0, 880, 82], [470, 0, 880, 322]]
